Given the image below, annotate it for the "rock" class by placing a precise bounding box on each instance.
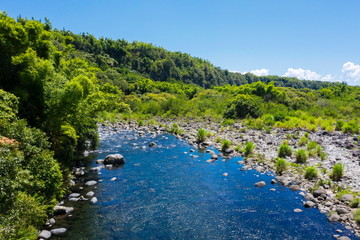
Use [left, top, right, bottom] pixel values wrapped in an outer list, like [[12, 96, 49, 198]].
[[313, 189, 326, 198], [39, 230, 51, 239], [69, 180, 76, 186], [254, 166, 264, 173], [105, 164, 113, 169], [53, 206, 73, 215], [271, 179, 277, 184], [336, 207, 348, 215], [338, 237, 351, 240], [69, 197, 79, 202], [341, 194, 354, 202], [294, 208, 303, 213], [211, 154, 218, 159], [90, 197, 98, 204], [68, 193, 80, 198], [95, 159, 104, 164], [270, 188, 276, 191], [254, 181, 266, 187], [49, 218, 56, 225], [222, 173, 228, 177], [86, 191, 95, 197], [149, 142, 157, 147], [206, 159, 215, 163], [110, 177, 117, 181], [104, 154, 125, 165], [85, 180, 97, 186], [224, 148, 234, 154], [50, 228, 67, 236], [190, 149, 195, 152], [328, 213, 340, 222], [90, 166, 101, 172], [290, 185, 301, 191], [304, 201, 316, 208]]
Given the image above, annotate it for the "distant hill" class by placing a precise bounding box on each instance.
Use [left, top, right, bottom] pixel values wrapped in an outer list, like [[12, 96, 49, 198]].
[[61, 31, 340, 90]]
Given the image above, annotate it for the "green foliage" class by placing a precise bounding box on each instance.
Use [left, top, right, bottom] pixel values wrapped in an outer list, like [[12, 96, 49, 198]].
[[295, 149, 308, 163], [196, 128, 209, 143], [224, 94, 262, 119], [221, 139, 232, 152], [298, 136, 308, 146], [330, 163, 344, 181], [349, 198, 360, 208], [221, 119, 234, 126], [354, 209, 360, 224], [278, 143, 292, 158], [304, 166, 318, 180], [167, 123, 183, 135], [275, 158, 287, 175], [244, 142, 255, 156], [342, 121, 359, 134]]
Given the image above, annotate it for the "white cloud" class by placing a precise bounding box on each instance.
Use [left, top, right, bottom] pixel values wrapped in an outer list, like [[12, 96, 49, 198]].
[[342, 62, 360, 85], [250, 68, 269, 76], [240, 68, 270, 76], [283, 68, 321, 80]]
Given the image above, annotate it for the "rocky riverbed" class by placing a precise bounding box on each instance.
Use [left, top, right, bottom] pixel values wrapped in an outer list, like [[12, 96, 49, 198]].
[[101, 118, 360, 239], [39, 118, 360, 239]]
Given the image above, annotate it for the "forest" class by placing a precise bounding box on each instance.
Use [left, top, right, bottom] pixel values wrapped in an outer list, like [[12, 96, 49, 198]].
[[0, 13, 359, 239]]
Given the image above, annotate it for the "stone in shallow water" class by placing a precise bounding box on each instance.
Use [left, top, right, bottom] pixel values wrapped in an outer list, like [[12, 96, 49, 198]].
[[304, 201, 316, 208], [328, 213, 340, 222], [222, 173, 228, 177], [39, 230, 51, 239], [90, 197, 98, 204], [110, 177, 117, 181], [290, 185, 301, 191], [85, 180, 97, 186], [68, 193, 80, 198], [294, 208, 303, 213], [50, 228, 67, 236], [254, 181, 266, 187]]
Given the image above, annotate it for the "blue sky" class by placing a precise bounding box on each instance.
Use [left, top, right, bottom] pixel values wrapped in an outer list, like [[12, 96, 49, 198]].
[[2, 0, 360, 85]]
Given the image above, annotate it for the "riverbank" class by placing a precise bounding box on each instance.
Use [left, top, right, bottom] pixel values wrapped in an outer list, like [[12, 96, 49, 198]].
[[103, 117, 360, 238]]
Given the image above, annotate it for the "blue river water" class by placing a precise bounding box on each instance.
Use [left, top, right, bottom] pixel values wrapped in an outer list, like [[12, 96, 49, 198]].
[[61, 130, 358, 239]]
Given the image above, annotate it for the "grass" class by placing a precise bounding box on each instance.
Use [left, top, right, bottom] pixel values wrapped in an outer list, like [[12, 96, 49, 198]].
[[275, 158, 287, 175], [221, 139, 232, 152], [196, 128, 209, 142], [349, 198, 360, 208], [244, 142, 255, 156], [278, 143, 292, 158], [298, 136, 308, 146], [167, 123, 183, 135], [304, 166, 318, 180], [330, 163, 344, 181], [353, 209, 360, 224], [295, 149, 308, 163]]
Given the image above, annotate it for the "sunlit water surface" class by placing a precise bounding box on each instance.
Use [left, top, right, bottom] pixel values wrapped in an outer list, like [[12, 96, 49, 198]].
[[56, 130, 357, 240]]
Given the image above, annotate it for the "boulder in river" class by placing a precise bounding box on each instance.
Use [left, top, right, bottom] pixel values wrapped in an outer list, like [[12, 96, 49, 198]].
[[341, 194, 354, 202], [86, 191, 95, 197], [149, 142, 157, 147], [304, 201, 316, 208], [254, 181, 266, 187], [39, 230, 51, 239], [85, 180, 97, 186], [53, 206, 74, 215], [50, 228, 67, 236], [328, 213, 340, 222], [104, 154, 125, 165], [90, 197, 98, 204]]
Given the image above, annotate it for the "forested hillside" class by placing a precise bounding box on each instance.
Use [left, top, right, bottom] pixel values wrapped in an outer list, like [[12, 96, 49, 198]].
[[0, 13, 359, 239]]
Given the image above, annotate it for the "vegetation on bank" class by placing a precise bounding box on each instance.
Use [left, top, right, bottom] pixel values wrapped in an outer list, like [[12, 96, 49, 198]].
[[0, 13, 360, 238]]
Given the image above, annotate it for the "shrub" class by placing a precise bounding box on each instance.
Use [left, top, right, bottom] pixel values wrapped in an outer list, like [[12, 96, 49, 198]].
[[221, 139, 232, 152], [215, 137, 221, 143], [354, 209, 360, 224], [244, 142, 255, 156], [221, 119, 234, 126], [349, 198, 360, 208], [298, 136, 308, 146], [295, 149, 308, 163], [196, 128, 209, 143], [278, 144, 292, 158], [342, 122, 359, 134], [304, 166, 318, 180], [330, 163, 344, 181], [167, 123, 182, 135], [307, 141, 318, 151], [275, 158, 287, 175], [335, 120, 345, 131]]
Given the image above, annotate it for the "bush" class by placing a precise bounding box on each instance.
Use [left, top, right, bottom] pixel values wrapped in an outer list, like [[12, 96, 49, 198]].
[[196, 128, 209, 143], [221, 119, 234, 126], [342, 121, 359, 134], [335, 120, 345, 131], [298, 136, 308, 146], [278, 144, 292, 158], [244, 142, 255, 156], [330, 163, 344, 181], [295, 149, 308, 163], [167, 123, 182, 135], [354, 209, 360, 224], [307, 141, 318, 150], [275, 158, 287, 175], [349, 198, 360, 208], [221, 139, 232, 152], [304, 166, 318, 180]]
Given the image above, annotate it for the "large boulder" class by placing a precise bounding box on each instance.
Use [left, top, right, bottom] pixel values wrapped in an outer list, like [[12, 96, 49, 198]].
[[53, 206, 74, 216], [104, 154, 125, 165], [85, 180, 97, 186], [50, 228, 67, 236], [341, 194, 354, 202], [254, 181, 266, 187], [39, 230, 51, 239], [328, 213, 340, 222]]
